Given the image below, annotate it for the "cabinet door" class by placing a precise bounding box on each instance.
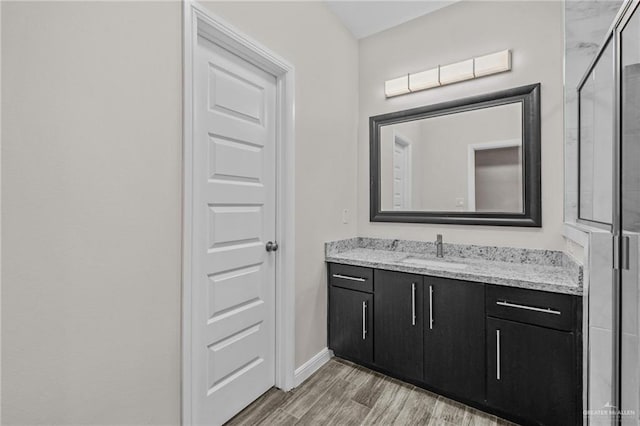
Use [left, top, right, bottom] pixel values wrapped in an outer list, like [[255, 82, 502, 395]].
[[487, 317, 577, 426], [424, 278, 485, 404], [374, 270, 423, 379], [329, 286, 373, 364]]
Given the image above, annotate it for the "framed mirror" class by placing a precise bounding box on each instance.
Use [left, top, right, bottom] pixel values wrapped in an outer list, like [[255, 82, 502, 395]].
[[370, 83, 541, 227]]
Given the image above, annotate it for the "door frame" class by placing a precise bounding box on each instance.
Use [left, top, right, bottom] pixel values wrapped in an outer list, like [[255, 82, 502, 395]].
[[182, 2, 296, 424], [467, 139, 521, 211]]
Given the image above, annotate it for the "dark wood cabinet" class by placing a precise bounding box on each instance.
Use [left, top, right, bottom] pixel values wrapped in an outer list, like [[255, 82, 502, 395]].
[[326, 263, 581, 426], [486, 317, 577, 426], [423, 277, 485, 404], [374, 270, 424, 380], [329, 285, 373, 364]]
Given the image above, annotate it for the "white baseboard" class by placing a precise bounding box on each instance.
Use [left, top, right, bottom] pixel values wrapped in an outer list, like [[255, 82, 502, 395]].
[[294, 347, 333, 387]]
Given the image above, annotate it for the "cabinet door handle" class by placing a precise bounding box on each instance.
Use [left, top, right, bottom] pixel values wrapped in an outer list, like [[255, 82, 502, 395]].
[[496, 329, 501, 381], [496, 300, 561, 316], [622, 235, 630, 270], [614, 235, 631, 270], [362, 301, 367, 340], [429, 285, 434, 330], [333, 274, 366, 282], [411, 283, 416, 326]]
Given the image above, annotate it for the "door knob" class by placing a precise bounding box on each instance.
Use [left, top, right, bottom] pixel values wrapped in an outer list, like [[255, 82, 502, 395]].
[[265, 241, 279, 252]]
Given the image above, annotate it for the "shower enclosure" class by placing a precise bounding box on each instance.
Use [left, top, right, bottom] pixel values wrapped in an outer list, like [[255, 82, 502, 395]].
[[578, 1, 640, 424]]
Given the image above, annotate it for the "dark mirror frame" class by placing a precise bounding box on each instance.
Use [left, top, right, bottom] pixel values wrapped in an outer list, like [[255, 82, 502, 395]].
[[370, 83, 541, 227]]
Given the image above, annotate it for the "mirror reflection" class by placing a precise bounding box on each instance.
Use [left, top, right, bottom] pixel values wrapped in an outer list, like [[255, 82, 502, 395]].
[[379, 102, 523, 213]]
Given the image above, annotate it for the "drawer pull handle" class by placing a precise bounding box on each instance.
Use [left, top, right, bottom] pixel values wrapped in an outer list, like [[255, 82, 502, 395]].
[[496, 300, 561, 315], [333, 274, 366, 282]]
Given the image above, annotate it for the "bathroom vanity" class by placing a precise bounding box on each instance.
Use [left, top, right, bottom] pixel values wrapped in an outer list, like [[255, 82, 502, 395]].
[[326, 238, 582, 426]]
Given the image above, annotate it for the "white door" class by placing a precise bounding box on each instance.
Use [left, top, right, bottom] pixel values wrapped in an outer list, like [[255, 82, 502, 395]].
[[393, 135, 411, 210], [192, 34, 277, 425]]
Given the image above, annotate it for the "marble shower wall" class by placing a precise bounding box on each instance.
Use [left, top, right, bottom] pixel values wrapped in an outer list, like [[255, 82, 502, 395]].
[[565, 0, 622, 223]]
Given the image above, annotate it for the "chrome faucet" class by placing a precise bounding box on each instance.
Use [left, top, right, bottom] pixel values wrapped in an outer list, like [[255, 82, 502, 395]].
[[436, 234, 443, 258]]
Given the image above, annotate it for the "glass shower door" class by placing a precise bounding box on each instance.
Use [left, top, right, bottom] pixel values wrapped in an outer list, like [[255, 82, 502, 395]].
[[619, 3, 640, 424]]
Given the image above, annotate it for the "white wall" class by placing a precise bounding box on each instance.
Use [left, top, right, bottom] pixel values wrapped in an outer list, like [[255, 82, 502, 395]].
[[2, 2, 183, 424], [358, 0, 565, 250], [200, 1, 359, 369]]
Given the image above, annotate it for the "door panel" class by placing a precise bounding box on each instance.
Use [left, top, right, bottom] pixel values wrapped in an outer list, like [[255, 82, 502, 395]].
[[329, 286, 373, 364], [374, 270, 424, 380], [424, 278, 485, 404], [193, 35, 277, 425], [487, 317, 576, 426]]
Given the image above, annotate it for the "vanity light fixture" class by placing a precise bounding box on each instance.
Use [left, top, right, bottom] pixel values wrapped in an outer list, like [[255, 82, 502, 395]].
[[409, 67, 440, 91], [384, 49, 512, 98], [439, 59, 475, 85], [474, 49, 512, 77], [384, 75, 410, 97]]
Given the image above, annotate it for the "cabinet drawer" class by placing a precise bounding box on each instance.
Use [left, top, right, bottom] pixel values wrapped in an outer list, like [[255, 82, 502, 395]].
[[486, 285, 576, 331], [329, 263, 373, 293]]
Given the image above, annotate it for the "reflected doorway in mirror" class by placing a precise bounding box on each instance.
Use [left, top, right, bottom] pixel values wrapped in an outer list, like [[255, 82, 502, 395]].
[[467, 139, 523, 213], [392, 131, 412, 210]]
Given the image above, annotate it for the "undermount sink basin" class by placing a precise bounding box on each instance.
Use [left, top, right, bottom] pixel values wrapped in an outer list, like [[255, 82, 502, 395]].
[[401, 257, 468, 270]]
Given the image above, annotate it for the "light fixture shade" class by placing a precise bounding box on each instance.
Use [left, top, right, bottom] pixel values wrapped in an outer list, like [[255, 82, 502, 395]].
[[439, 59, 474, 85], [409, 68, 440, 91], [385, 75, 410, 97], [474, 50, 511, 77]]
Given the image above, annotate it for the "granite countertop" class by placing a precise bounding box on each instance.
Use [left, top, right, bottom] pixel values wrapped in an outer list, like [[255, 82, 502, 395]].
[[325, 238, 583, 296]]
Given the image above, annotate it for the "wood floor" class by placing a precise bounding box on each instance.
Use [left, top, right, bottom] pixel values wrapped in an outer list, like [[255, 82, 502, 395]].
[[226, 358, 518, 426]]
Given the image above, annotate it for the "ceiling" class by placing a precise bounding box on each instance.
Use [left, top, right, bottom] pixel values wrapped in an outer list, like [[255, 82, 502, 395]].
[[326, 1, 458, 39]]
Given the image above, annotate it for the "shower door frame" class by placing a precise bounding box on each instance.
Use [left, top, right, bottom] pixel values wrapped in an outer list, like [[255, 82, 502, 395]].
[[614, 4, 640, 425]]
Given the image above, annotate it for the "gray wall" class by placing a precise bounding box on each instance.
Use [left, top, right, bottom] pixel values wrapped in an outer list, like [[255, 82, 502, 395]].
[[2, 2, 183, 424], [2, 1, 359, 423]]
